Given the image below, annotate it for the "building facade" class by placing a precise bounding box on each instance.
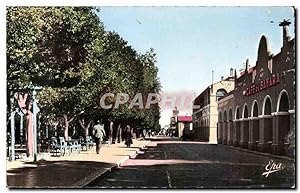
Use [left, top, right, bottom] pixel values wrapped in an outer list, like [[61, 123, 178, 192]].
[[169, 107, 179, 136], [193, 77, 235, 143], [217, 21, 295, 156], [177, 116, 193, 138]]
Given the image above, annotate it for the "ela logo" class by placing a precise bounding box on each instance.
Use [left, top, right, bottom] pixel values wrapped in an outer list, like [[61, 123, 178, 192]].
[[262, 160, 284, 177]]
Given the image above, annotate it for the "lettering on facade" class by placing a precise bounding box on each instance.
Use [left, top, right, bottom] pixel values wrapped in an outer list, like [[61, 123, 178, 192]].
[[243, 73, 280, 96]]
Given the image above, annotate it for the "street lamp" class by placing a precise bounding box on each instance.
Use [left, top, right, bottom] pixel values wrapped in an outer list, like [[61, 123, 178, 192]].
[[31, 86, 43, 162]]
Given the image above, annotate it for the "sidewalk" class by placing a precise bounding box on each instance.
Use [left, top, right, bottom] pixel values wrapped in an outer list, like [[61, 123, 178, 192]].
[[6, 139, 150, 188], [218, 144, 294, 161]]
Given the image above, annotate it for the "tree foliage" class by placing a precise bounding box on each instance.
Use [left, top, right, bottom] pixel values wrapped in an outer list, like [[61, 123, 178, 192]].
[[7, 6, 161, 141]]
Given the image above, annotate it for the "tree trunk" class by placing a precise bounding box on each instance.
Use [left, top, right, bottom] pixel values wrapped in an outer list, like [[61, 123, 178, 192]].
[[15, 92, 34, 157], [64, 115, 69, 140], [26, 112, 33, 157], [79, 119, 92, 137], [85, 128, 89, 137]]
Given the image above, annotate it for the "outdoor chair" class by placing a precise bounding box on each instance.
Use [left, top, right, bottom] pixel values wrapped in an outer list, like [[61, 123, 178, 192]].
[[73, 140, 81, 154], [58, 137, 70, 156], [86, 136, 95, 148], [79, 136, 86, 151], [80, 136, 94, 151], [50, 137, 66, 156], [67, 137, 81, 154]]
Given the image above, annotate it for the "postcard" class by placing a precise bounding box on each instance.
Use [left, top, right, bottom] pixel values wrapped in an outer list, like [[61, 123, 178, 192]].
[[6, 6, 295, 188]]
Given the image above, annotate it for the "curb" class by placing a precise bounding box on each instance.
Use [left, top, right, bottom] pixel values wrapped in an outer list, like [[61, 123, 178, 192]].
[[119, 140, 152, 165], [77, 140, 152, 188], [73, 164, 118, 187], [218, 144, 294, 161]]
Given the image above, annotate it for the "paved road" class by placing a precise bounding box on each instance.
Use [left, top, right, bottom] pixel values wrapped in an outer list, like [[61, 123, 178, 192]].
[[86, 138, 295, 188]]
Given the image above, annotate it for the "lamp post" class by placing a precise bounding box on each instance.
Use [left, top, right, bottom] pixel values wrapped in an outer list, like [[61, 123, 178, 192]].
[[32, 86, 42, 162], [9, 95, 16, 161]]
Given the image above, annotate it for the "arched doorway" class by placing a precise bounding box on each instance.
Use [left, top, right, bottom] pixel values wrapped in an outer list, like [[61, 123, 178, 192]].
[[252, 101, 258, 117], [240, 104, 249, 148], [233, 106, 240, 146], [235, 107, 240, 120], [277, 91, 290, 135], [218, 112, 222, 143], [273, 90, 291, 155], [223, 110, 228, 144], [243, 105, 248, 118], [228, 109, 233, 145], [249, 101, 259, 150], [263, 96, 272, 115], [229, 109, 233, 121], [278, 91, 289, 112], [263, 96, 273, 141], [258, 96, 273, 153]]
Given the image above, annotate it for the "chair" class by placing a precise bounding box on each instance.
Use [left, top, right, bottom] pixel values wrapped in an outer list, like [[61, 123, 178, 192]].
[[59, 137, 70, 156], [73, 140, 81, 154], [79, 136, 88, 151], [50, 137, 63, 156], [68, 137, 81, 154], [79, 136, 84, 144], [86, 136, 94, 149]]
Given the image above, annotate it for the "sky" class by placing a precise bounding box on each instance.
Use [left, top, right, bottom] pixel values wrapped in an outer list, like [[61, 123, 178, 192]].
[[96, 7, 295, 127]]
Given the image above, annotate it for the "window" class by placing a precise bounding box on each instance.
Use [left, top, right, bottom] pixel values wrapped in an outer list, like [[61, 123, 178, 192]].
[[216, 89, 227, 101]]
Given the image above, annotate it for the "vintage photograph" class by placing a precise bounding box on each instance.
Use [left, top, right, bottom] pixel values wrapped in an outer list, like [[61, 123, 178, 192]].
[[6, 6, 295, 188]]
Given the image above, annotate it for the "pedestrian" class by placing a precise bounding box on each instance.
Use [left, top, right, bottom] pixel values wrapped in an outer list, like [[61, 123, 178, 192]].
[[116, 123, 122, 143], [124, 125, 133, 147], [93, 120, 106, 154], [121, 126, 126, 142], [108, 119, 113, 144]]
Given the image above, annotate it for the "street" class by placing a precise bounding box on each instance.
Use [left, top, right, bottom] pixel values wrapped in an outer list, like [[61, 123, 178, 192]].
[[87, 137, 295, 188]]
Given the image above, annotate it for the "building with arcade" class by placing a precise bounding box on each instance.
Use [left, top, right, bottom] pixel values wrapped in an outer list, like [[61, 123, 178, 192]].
[[217, 20, 295, 156]]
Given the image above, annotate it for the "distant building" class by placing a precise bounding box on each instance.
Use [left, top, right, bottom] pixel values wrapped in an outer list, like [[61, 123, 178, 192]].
[[217, 20, 295, 156], [176, 116, 193, 138], [169, 107, 179, 135], [192, 74, 235, 143], [169, 107, 192, 138]]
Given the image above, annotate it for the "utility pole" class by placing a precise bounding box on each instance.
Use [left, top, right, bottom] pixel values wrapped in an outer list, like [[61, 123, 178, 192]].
[[212, 70, 214, 85], [211, 70, 214, 93]]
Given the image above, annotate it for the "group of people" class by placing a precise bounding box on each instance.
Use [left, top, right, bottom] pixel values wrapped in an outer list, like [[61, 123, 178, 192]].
[[92, 120, 134, 154]]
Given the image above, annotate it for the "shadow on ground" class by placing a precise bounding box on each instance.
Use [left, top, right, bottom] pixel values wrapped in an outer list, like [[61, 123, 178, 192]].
[[7, 160, 114, 188], [87, 141, 295, 188]]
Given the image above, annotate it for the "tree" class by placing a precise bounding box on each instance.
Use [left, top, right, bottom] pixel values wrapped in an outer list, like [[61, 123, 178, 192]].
[[7, 7, 162, 157], [7, 7, 104, 154]]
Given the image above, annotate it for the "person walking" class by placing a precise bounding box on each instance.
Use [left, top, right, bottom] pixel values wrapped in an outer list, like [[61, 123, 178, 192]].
[[93, 120, 106, 154], [124, 125, 133, 147], [108, 119, 113, 144]]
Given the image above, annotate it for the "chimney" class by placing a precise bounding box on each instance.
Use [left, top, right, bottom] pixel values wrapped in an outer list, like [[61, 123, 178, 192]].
[[245, 58, 249, 72], [234, 69, 237, 79], [279, 19, 291, 47], [234, 69, 237, 88], [230, 68, 233, 77], [221, 76, 224, 80]]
